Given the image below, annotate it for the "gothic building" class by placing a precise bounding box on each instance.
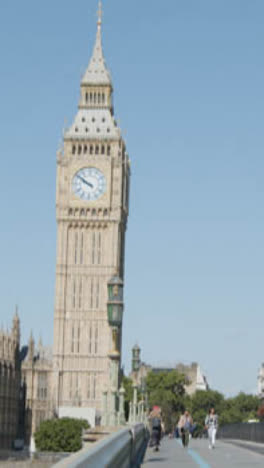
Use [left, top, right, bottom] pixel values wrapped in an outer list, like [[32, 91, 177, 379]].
[[0, 2, 130, 445], [52, 2, 130, 423], [0, 313, 21, 448], [0, 318, 54, 448], [22, 334, 53, 444]]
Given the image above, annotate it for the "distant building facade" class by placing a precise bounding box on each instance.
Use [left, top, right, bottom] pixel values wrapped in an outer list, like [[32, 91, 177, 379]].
[[257, 363, 264, 398], [0, 313, 21, 449], [130, 345, 209, 396], [174, 362, 209, 395]]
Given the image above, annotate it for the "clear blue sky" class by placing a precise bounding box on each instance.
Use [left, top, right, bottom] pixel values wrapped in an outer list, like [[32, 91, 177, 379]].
[[0, 0, 264, 396]]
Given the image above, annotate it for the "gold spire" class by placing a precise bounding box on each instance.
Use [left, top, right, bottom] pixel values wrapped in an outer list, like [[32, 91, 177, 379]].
[[97, 1, 103, 26]]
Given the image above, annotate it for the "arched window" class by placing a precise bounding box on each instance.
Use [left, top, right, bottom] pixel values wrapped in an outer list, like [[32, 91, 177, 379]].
[[98, 232, 102, 265], [90, 92, 93, 103], [94, 92, 97, 103], [101, 145, 105, 155], [84, 145, 87, 154], [74, 232, 78, 264], [79, 280, 82, 309], [72, 145, 76, 155], [78, 145, 82, 155], [90, 145, 94, 155], [85, 92, 88, 103], [72, 280, 76, 308], [102, 93, 105, 104], [92, 232, 96, 265], [98, 93, 101, 104], [95, 145, 99, 155], [107, 145, 111, 156], [80, 232, 84, 265]]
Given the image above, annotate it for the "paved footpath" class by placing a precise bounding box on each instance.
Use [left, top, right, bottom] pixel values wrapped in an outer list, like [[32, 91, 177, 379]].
[[143, 437, 264, 467]]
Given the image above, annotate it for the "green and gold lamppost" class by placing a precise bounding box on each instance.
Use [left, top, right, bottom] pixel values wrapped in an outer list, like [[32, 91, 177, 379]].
[[107, 276, 124, 426]]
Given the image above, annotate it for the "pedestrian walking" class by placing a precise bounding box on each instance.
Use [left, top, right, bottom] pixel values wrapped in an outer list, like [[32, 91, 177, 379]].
[[148, 406, 162, 452], [177, 410, 193, 448], [205, 407, 218, 449]]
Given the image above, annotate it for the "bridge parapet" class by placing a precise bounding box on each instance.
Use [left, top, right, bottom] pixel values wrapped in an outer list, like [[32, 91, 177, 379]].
[[52, 423, 149, 468], [219, 422, 264, 443]]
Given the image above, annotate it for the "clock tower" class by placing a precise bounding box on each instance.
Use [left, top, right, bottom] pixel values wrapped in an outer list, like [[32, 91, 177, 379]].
[[53, 3, 130, 420]]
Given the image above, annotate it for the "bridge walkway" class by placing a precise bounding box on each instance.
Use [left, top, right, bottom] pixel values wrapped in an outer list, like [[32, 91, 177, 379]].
[[143, 437, 264, 467]]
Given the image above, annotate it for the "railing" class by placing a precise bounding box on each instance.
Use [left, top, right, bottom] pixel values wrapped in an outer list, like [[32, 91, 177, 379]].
[[53, 423, 149, 468], [219, 422, 264, 443]]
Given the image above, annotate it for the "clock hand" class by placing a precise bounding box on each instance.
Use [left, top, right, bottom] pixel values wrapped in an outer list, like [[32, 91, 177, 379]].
[[77, 175, 93, 188]]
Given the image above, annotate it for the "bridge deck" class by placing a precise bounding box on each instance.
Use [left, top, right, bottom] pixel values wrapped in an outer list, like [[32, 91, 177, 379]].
[[143, 437, 264, 467]]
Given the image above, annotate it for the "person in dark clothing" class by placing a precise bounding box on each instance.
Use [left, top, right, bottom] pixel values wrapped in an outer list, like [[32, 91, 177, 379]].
[[149, 406, 162, 451]]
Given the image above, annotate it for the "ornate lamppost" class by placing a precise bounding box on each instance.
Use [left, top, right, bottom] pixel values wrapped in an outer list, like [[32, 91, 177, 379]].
[[107, 276, 124, 426]]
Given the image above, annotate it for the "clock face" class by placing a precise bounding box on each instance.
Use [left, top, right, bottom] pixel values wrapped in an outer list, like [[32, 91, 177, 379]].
[[72, 167, 106, 201]]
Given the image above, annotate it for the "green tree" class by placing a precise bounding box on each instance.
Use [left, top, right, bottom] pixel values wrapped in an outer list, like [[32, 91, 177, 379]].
[[146, 370, 187, 432], [122, 376, 134, 421], [219, 407, 243, 425], [190, 390, 225, 426], [220, 393, 259, 425], [35, 418, 89, 452]]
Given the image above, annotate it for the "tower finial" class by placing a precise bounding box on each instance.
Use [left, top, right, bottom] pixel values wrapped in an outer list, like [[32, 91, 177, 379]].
[[80, 0, 112, 87], [97, 1, 103, 26]]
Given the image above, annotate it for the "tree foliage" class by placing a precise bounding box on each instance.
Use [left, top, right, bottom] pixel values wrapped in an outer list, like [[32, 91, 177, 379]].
[[122, 376, 133, 402], [146, 370, 187, 431], [122, 376, 134, 421], [189, 391, 259, 426], [142, 369, 261, 432], [189, 390, 225, 426], [35, 418, 89, 452], [220, 393, 259, 425]]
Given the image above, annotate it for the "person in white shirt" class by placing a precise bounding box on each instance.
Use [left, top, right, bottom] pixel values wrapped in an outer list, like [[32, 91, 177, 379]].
[[205, 407, 218, 449]]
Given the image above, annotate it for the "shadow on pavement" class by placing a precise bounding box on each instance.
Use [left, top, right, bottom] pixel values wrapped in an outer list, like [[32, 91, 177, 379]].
[[145, 458, 168, 463]]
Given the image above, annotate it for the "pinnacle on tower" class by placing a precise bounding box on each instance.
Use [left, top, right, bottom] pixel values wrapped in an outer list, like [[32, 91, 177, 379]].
[[81, 0, 112, 86], [28, 331, 35, 360], [65, 0, 119, 140], [12, 306, 20, 343]]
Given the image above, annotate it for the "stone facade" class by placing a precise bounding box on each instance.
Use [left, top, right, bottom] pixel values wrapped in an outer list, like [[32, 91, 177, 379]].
[[174, 362, 209, 395], [52, 4, 130, 421], [0, 313, 21, 449], [257, 363, 264, 398], [21, 335, 53, 444]]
